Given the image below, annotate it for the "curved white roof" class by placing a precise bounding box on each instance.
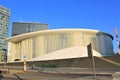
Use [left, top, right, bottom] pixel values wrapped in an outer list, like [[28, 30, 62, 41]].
[[7, 28, 113, 42]]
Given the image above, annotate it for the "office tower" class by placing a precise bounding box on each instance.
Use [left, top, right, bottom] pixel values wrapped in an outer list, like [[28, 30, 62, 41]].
[[12, 22, 48, 36], [0, 6, 10, 62]]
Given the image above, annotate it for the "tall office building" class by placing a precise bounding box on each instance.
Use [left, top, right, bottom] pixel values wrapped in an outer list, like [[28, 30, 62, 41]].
[[0, 6, 10, 62], [12, 22, 48, 36]]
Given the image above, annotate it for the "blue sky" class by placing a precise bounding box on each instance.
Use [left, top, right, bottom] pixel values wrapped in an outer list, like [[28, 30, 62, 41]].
[[0, 0, 120, 53]]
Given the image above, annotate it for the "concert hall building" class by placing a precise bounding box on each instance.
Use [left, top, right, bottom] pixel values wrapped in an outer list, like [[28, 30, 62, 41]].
[[6, 29, 114, 62]]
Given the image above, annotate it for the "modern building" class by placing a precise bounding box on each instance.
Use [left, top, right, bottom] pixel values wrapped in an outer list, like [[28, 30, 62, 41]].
[[7, 29, 114, 62], [0, 6, 10, 62], [12, 22, 48, 36]]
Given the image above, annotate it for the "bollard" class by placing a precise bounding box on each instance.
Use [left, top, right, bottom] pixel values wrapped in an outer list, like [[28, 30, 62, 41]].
[[23, 59, 26, 72]]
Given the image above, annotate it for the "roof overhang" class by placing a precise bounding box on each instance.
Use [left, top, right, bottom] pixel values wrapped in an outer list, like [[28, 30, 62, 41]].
[[6, 29, 113, 42]]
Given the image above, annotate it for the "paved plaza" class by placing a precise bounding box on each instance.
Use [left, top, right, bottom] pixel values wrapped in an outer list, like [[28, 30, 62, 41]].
[[1, 68, 119, 80]]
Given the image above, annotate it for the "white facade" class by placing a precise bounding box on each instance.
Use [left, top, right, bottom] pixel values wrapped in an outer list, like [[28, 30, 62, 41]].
[[7, 29, 114, 62]]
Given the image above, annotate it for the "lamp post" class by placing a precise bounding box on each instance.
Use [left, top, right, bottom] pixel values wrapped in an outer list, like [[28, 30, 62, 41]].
[[87, 43, 96, 80]]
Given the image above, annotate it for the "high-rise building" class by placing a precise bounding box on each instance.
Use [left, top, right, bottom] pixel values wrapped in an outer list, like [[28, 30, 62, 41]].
[[12, 22, 48, 36], [0, 6, 10, 62]]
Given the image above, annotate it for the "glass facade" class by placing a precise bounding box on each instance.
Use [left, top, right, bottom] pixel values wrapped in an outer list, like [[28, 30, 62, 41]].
[[0, 6, 10, 62], [12, 22, 48, 36]]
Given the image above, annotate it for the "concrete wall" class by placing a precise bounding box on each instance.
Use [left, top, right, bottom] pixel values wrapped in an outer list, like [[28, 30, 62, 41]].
[[3, 55, 120, 68]]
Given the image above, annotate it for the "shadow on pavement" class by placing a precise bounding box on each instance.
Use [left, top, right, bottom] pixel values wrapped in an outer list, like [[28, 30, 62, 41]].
[[13, 74, 22, 80], [0, 70, 3, 80]]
